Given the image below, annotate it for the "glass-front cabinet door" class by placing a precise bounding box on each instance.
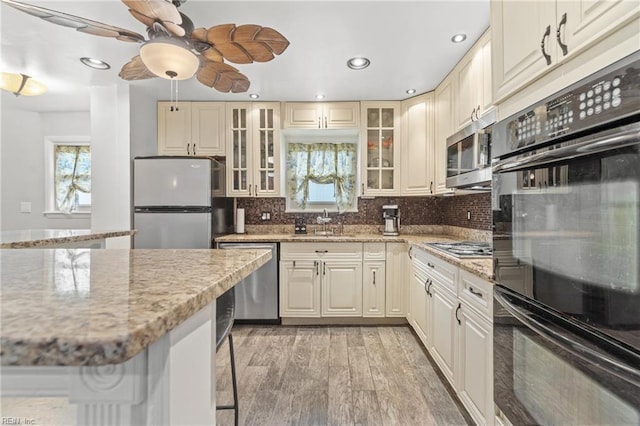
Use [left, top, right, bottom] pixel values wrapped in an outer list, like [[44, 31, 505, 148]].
[[361, 102, 400, 195], [226, 102, 280, 197], [253, 103, 280, 196], [227, 103, 251, 196]]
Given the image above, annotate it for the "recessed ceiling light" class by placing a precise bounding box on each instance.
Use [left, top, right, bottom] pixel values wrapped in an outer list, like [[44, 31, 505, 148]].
[[316, 94, 325, 100], [451, 33, 467, 43], [347, 57, 370, 70], [249, 93, 259, 99], [80, 57, 110, 70], [406, 89, 416, 95]]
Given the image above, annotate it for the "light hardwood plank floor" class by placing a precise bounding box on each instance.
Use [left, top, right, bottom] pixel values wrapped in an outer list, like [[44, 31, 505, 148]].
[[216, 325, 472, 426]]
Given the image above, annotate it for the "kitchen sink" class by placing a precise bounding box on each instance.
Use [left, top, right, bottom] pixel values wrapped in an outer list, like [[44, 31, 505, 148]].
[[289, 233, 356, 238]]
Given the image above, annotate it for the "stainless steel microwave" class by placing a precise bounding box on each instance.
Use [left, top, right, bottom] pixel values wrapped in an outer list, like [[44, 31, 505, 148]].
[[446, 109, 496, 190]]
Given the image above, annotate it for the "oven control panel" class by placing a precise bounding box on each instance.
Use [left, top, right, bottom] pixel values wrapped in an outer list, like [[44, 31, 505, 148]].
[[492, 53, 639, 158]]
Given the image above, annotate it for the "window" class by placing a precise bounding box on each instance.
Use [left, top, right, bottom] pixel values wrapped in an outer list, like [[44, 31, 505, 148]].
[[44, 137, 91, 215], [285, 140, 358, 212]]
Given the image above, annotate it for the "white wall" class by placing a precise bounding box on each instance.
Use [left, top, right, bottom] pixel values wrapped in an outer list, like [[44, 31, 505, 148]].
[[90, 84, 132, 248], [130, 86, 159, 158], [0, 108, 91, 230]]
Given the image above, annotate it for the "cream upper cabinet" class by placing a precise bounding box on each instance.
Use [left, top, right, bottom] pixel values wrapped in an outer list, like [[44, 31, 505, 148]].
[[455, 30, 493, 130], [361, 102, 401, 196], [492, 0, 639, 102], [283, 102, 360, 129], [157, 102, 225, 156], [400, 94, 435, 196], [226, 102, 280, 197], [434, 74, 456, 195]]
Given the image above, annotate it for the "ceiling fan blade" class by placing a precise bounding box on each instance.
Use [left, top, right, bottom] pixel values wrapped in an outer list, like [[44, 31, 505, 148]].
[[122, 0, 184, 37], [254, 27, 290, 55], [197, 60, 250, 93], [200, 23, 290, 64], [1, 0, 145, 43], [119, 55, 157, 81]]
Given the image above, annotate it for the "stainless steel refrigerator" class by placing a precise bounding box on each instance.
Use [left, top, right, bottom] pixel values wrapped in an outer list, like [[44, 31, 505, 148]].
[[133, 156, 234, 248]]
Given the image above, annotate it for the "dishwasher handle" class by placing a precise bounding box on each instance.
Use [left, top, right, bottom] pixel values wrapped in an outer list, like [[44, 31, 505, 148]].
[[218, 243, 275, 250]]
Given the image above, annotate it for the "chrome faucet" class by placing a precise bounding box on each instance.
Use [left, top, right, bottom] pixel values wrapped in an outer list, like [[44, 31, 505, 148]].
[[323, 208, 328, 218], [316, 208, 332, 234]]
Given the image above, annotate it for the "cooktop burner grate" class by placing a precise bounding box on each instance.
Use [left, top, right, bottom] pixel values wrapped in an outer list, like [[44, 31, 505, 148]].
[[425, 241, 493, 259]]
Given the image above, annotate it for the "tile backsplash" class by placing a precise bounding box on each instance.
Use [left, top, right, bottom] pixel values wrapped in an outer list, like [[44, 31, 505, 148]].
[[237, 192, 491, 230]]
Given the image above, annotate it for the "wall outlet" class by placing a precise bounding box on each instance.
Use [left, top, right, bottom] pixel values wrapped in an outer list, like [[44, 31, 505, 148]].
[[467, 210, 471, 220], [261, 211, 271, 221]]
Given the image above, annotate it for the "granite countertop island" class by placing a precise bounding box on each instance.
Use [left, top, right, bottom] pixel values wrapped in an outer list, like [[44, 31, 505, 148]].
[[1, 247, 271, 425], [0, 229, 136, 249], [1, 248, 270, 366], [216, 232, 494, 281]]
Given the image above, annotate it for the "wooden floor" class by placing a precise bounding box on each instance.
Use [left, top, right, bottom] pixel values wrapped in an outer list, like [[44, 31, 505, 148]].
[[215, 325, 471, 426]]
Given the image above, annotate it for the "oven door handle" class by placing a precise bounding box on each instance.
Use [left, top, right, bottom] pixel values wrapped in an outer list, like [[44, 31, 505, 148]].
[[494, 288, 640, 388], [493, 124, 640, 174]]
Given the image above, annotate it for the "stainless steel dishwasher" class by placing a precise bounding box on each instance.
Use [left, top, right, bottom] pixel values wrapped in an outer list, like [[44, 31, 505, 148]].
[[216, 242, 279, 323]]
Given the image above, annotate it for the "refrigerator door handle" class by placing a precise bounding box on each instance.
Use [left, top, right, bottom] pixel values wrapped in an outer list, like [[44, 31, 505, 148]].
[[495, 288, 640, 387]]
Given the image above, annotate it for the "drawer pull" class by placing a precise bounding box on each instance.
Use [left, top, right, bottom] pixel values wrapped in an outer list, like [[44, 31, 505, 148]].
[[427, 262, 435, 268], [469, 287, 483, 299], [315, 250, 328, 254]]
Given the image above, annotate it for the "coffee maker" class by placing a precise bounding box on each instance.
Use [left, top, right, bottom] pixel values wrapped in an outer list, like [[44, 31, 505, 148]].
[[382, 204, 400, 236]]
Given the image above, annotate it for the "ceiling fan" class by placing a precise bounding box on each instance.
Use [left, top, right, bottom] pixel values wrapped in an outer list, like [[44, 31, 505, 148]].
[[1, 0, 290, 93]]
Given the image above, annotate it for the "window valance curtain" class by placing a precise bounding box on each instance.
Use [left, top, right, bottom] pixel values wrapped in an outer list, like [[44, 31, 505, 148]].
[[55, 145, 90, 213], [286, 142, 357, 210]]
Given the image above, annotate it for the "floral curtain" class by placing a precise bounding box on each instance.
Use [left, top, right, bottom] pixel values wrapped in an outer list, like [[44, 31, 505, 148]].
[[286, 142, 357, 210], [55, 145, 91, 213]]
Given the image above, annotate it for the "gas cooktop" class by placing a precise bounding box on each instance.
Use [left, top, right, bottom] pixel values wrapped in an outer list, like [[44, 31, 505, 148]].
[[425, 241, 493, 259]]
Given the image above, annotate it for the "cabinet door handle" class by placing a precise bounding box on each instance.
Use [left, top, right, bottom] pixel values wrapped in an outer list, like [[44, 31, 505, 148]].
[[469, 287, 483, 299], [455, 303, 461, 325], [293, 260, 296, 268], [324, 116, 327, 128], [361, 183, 365, 196], [193, 144, 196, 156], [471, 108, 476, 122], [316, 260, 319, 275], [408, 247, 413, 259], [373, 271, 376, 285], [318, 116, 321, 128], [423, 278, 428, 293], [248, 184, 252, 196], [430, 181, 433, 194], [315, 250, 328, 254], [477, 105, 481, 119], [541, 25, 552, 65], [427, 280, 433, 297], [556, 12, 568, 56], [323, 262, 326, 276], [187, 143, 191, 156]]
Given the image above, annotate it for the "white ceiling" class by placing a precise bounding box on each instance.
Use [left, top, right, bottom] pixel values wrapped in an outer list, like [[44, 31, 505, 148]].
[[0, 0, 489, 112]]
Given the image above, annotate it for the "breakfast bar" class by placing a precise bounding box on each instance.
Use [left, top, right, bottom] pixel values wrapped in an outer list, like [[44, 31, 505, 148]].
[[0, 248, 271, 425]]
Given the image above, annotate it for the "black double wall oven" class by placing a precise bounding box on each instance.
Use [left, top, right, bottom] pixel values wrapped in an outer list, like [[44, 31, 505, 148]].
[[491, 52, 640, 425]]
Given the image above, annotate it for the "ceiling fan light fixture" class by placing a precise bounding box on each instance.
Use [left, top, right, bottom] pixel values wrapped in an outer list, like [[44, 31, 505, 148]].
[[347, 57, 370, 70], [140, 38, 199, 80], [80, 57, 110, 70], [0, 72, 47, 96]]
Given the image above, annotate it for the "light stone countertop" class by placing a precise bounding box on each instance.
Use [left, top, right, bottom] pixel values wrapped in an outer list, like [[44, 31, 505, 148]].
[[0, 229, 136, 249], [0, 248, 271, 366], [216, 233, 494, 281]]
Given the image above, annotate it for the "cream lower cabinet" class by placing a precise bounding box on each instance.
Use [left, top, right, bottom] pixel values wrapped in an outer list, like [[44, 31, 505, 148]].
[[363, 243, 386, 318], [385, 243, 408, 317], [280, 242, 363, 318], [409, 254, 430, 347], [429, 279, 459, 387], [407, 246, 495, 426]]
